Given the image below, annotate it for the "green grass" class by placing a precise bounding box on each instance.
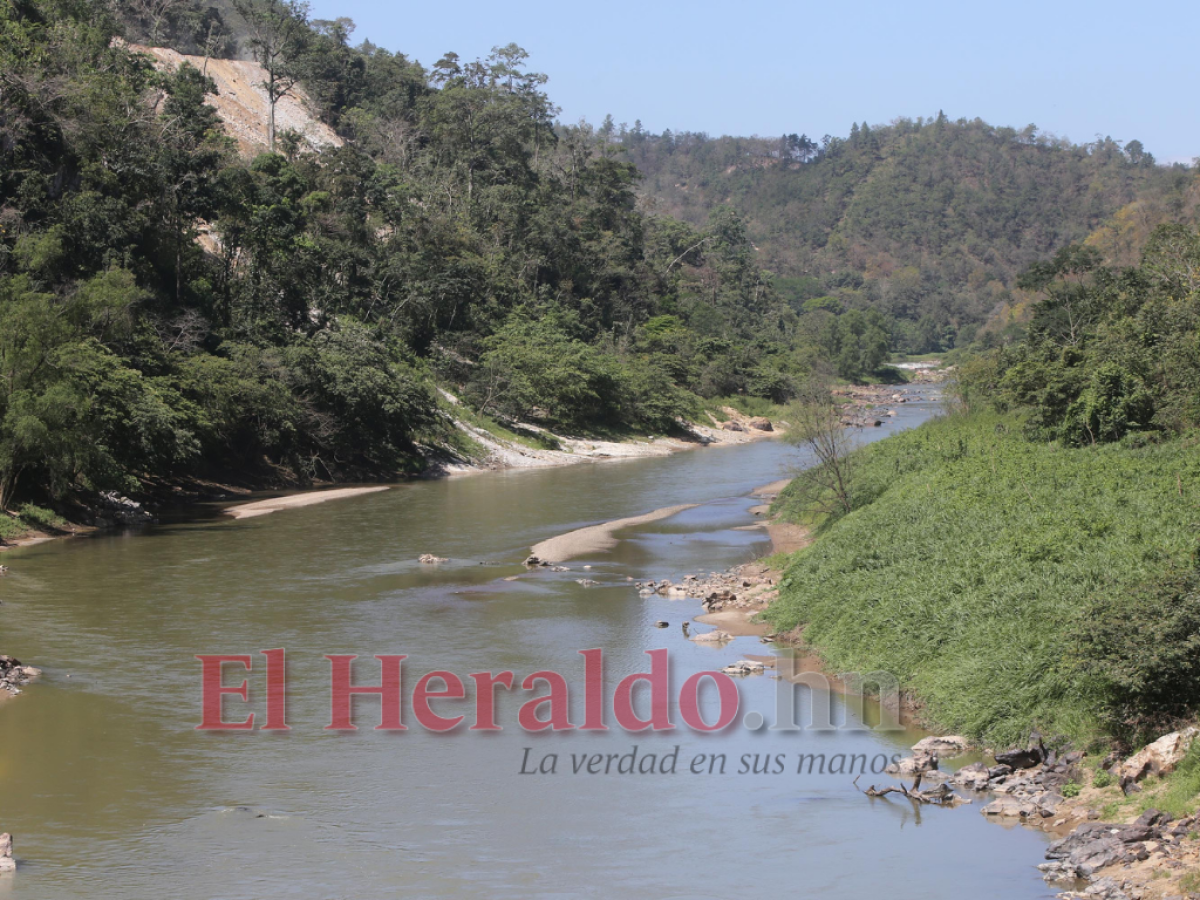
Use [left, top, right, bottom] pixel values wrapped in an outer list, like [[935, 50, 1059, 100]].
[[705, 395, 787, 420], [1141, 742, 1200, 818], [439, 397, 566, 456], [765, 410, 1200, 747], [0, 503, 67, 540]]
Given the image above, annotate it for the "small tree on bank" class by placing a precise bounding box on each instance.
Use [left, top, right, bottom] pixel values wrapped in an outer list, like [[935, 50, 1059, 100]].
[[785, 379, 856, 518]]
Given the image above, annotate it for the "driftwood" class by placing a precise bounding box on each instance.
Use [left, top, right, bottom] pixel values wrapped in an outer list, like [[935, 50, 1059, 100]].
[[853, 775, 957, 805]]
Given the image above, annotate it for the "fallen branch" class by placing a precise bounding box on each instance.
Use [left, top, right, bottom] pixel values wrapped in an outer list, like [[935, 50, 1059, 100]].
[[852, 775, 957, 805]]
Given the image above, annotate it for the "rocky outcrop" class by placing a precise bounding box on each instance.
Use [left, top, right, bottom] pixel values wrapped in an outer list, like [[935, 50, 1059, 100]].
[[126, 44, 343, 157], [94, 491, 156, 526], [1118, 727, 1199, 782], [0, 656, 40, 696], [722, 659, 766, 675], [690, 629, 732, 644], [913, 735, 969, 755]]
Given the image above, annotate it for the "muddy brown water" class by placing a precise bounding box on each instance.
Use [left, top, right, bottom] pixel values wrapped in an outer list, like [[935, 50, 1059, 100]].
[[0, 395, 1055, 899]]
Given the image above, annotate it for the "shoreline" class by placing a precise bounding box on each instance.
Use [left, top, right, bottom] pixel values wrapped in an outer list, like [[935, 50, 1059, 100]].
[[529, 504, 699, 563], [222, 486, 392, 520], [734, 481, 1200, 900]]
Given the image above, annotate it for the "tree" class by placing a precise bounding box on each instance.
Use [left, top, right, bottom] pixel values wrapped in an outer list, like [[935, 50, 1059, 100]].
[[126, 0, 187, 44], [784, 379, 857, 517], [233, 0, 310, 151]]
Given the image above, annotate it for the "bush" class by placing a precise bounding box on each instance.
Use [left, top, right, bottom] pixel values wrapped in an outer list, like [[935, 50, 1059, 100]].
[[1071, 566, 1200, 742], [766, 410, 1200, 746]]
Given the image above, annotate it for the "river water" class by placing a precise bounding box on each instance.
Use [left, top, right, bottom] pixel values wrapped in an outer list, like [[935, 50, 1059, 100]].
[[0, 393, 1054, 899]]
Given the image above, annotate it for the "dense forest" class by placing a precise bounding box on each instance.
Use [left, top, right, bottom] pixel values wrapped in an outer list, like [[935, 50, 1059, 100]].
[[770, 221, 1200, 748], [620, 119, 1197, 352], [0, 0, 812, 512], [3, 0, 1199, 519]]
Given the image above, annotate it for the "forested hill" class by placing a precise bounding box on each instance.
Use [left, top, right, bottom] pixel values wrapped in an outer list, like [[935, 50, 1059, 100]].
[[0, 0, 819, 514], [619, 119, 1195, 351]]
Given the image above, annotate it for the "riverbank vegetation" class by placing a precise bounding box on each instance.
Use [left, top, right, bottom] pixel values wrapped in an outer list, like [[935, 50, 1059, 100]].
[[6, 0, 1190, 516], [0, 0, 817, 513], [769, 221, 1200, 752], [622, 117, 1187, 355]]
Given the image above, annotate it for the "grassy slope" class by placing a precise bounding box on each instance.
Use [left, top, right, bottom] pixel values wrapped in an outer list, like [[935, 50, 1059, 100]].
[[767, 411, 1200, 747]]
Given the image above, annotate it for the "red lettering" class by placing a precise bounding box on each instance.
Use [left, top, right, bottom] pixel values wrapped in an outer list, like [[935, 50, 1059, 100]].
[[325, 655, 406, 731], [196, 654, 254, 731], [470, 671, 514, 731], [518, 671, 574, 731], [261, 648, 289, 731], [412, 671, 465, 732], [578, 648, 607, 730], [679, 671, 739, 732], [613, 649, 673, 731]]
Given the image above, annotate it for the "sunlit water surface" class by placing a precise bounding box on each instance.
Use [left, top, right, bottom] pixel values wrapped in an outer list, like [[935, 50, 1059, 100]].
[[0, 394, 1055, 899]]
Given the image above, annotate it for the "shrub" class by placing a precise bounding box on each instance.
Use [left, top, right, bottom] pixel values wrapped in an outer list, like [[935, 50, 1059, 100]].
[[1071, 565, 1200, 743]]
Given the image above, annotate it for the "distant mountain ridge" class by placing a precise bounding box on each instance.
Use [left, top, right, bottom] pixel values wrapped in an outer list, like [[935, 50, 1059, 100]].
[[617, 118, 1198, 349]]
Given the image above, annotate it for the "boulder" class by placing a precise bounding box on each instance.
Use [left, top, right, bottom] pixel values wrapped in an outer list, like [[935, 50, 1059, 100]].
[[1046, 822, 1151, 877], [1076, 876, 1132, 900], [1119, 727, 1199, 782], [747, 417, 773, 432], [690, 630, 733, 644], [723, 660, 767, 675], [981, 797, 1036, 817], [0, 833, 12, 873], [995, 746, 1042, 770], [418, 554, 447, 564], [913, 735, 969, 755], [722, 421, 746, 433], [951, 762, 990, 791], [886, 751, 939, 777]]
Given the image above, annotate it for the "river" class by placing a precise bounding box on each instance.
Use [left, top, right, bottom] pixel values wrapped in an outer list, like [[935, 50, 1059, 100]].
[[0, 392, 1055, 899]]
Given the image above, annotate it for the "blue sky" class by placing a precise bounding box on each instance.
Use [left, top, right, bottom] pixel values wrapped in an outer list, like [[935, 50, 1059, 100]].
[[306, 0, 1198, 164]]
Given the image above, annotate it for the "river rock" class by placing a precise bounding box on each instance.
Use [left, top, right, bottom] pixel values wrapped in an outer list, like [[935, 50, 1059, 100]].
[[98, 490, 156, 524], [951, 762, 991, 791], [995, 746, 1043, 770], [1046, 823, 1150, 877], [722, 421, 745, 432], [913, 735, 969, 755], [1062, 876, 1132, 900], [723, 660, 766, 675], [0, 833, 12, 872], [982, 796, 1036, 817], [747, 417, 773, 432], [418, 554, 447, 564], [1036, 860, 1077, 886], [1119, 727, 1199, 782], [886, 751, 939, 777], [690, 630, 732, 644]]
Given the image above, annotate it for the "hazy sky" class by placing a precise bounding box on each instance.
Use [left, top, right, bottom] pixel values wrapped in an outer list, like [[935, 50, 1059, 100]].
[[306, 0, 1198, 164]]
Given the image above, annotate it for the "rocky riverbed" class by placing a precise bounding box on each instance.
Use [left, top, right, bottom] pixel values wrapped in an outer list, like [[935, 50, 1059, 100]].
[[0, 655, 40, 698], [632, 483, 1200, 900]]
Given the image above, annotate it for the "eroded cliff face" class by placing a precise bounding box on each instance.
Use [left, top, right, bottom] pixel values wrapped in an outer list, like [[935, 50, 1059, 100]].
[[128, 43, 342, 156]]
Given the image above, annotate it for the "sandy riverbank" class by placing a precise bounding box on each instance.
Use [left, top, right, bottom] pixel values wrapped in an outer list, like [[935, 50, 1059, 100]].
[[223, 486, 391, 519], [442, 401, 781, 475], [530, 504, 698, 562]]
